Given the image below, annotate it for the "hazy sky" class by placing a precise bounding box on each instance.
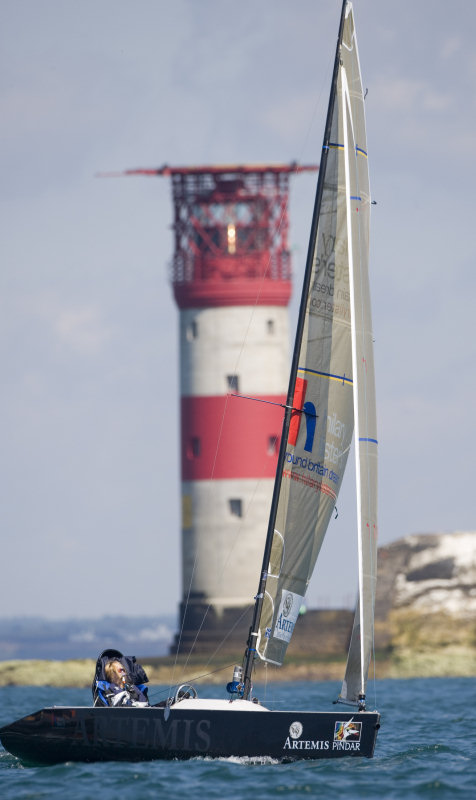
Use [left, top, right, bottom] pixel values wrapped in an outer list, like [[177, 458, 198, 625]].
[[2, 0, 475, 621]]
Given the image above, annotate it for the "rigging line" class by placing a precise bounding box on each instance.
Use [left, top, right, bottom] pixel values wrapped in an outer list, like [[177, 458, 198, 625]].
[[178, 396, 289, 668], [179, 203, 295, 668], [226, 54, 331, 391], [231, 392, 286, 408], [180, 400, 289, 669], [182, 494, 265, 669], [176, 661, 237, 687], [226, 177, 291, 383], [175, 594, 260, 686], [173, 528, 254, 676], [178, 17, 336, 689], [177, 604, 212, 678], [169, 550, 201, 692], [195, 60, 333, 648], [148, 661, 239, 703], [177, 396, 268, 669], [179, 383, 315, 666], [177, 390, 233, 670], [202, 604, 254, 668], [204, 415, 285, 595], [169, 417, 229, 682], [242, 0, 349, 700], [230, 392, 318, 417], [293, 29, 334, 174], [226, 41, 332, 388], [262, 661, 269, 706], [173, 596, 251, 686], [169, 412, 222, 681], [178, 216, 292, 671]]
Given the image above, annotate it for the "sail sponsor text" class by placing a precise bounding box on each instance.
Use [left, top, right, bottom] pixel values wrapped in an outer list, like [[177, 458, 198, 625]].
[[284, 409, 349, 493]]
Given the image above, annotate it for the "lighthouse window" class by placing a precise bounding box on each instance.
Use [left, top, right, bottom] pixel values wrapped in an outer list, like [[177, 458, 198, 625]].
[[227, 374, 239, 393], [267, 319, 275, 334], [268, 435, 278, 455], [227, 223, 236, 254], [229, 498, 243, 518], [187, 437, 201, 459], [187, 319, 198, 341]]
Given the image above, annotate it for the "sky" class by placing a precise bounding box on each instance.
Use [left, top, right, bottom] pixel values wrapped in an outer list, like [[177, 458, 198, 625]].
[[1, 0, 475, 621]]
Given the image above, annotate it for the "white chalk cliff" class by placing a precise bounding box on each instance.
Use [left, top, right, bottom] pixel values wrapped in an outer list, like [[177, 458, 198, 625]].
[[376, 531, 476, 619]]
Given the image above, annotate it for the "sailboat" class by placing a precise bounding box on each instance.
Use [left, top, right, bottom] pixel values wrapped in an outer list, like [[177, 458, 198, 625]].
[[0, 0, 380, 763]]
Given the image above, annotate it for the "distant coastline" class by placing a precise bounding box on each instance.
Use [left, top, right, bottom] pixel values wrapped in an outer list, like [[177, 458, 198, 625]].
[[0, 615, 175, 662], [1, 646, 475, 689]]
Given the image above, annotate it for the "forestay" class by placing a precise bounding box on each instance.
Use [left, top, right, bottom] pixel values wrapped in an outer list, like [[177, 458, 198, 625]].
[[256, 2, 377, 704]]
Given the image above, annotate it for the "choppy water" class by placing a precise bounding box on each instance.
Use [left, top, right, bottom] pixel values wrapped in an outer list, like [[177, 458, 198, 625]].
[[1, 678, 474, 799]]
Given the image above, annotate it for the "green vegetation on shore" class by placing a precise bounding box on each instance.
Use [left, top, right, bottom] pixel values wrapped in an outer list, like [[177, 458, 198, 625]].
[[1, 648, 474, 689], [382, 609, 476, 679]]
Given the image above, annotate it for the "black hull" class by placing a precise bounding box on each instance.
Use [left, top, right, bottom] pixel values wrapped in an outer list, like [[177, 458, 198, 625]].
[[0, 705, 380, 764]]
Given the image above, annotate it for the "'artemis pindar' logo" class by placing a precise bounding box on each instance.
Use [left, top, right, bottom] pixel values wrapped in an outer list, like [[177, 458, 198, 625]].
[[283, 718, 363, 752]]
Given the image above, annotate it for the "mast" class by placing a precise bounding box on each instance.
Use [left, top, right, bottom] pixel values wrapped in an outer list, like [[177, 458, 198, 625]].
[[242, 0, 349, 700]]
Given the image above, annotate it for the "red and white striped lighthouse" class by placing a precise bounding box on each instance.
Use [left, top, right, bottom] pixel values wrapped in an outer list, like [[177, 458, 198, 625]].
[[118, 163, 317, 649]]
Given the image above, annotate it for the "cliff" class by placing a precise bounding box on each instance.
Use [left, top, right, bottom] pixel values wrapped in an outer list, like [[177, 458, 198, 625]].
[[374, 531, 476, 675]]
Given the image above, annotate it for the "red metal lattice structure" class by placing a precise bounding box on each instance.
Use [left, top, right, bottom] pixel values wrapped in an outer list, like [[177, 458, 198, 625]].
[[102, 163, 318, 308]]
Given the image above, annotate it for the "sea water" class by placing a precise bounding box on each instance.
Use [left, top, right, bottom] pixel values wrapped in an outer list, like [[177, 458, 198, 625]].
[[1, 678, 474, 799]]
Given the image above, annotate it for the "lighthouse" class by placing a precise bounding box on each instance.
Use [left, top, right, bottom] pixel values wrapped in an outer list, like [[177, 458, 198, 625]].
[[115, 163, 317, 651]]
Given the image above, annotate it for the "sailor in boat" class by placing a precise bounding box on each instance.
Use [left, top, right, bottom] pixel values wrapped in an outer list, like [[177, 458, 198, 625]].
[[92, 648, 150, 707], [101, 660, 149, 707]]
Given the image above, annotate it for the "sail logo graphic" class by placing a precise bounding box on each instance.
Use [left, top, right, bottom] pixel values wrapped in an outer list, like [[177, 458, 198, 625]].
[[273, 589, 303, 643], [288, 377, 316, 453], [282, 593, 293, 617], [287, 376, 347, 471]]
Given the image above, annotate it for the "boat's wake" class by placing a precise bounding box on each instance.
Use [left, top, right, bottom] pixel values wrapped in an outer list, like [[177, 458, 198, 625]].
[[199, 755, 280, 766]]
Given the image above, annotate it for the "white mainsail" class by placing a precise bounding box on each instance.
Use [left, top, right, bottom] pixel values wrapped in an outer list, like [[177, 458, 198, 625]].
[[255, 1, 377, 704], [338, 5, 378, 704]]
